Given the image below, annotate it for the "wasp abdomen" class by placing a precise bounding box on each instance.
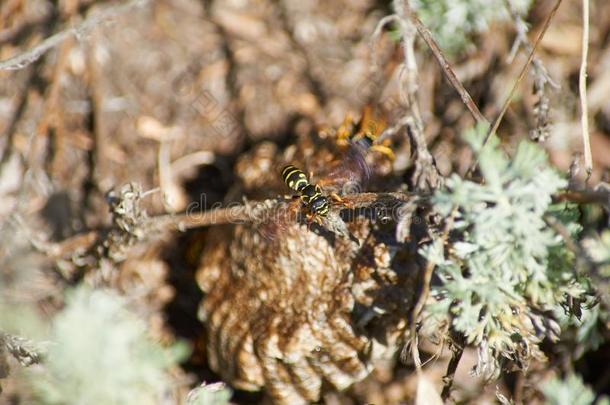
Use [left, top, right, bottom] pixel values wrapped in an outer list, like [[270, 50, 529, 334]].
[[282, 165, 309, 192], [281, 165, 330, 216]]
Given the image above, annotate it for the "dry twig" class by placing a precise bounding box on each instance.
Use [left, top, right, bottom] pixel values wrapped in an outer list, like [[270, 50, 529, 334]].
[[483, 0, 563, 149], [0, 0, 149, 71], [579, 0, 592, 179], [404, 6, 488, 127], [391, 0, 442, 191], [441, 334, 465, 401], [504, 0, 559, 143]]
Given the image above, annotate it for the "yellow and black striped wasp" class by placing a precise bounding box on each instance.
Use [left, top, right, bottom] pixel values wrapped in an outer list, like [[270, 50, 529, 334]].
[[280, 106, 394, 218], [281, 165, 330, 217], [336, 105, 395, 161], [260, 107, 394, 240]]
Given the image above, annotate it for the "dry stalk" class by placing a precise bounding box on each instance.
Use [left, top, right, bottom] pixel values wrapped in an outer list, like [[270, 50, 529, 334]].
[[0, 0, 149, 71], [483, 0, 563, 150], [579, 0, 592, 179], [391, 0, 442, 191]]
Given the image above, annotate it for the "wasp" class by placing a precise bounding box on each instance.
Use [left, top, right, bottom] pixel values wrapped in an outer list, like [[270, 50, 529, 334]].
[[281, 165, 330, 216], [336, 106, 395, 160]]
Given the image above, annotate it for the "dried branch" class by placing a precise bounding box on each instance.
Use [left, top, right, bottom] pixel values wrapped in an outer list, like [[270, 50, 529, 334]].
[[483, 0, 563, 148], [36, 191, 427, 264], [0, 65, 37, 168], [85, 32, 111, 192], [168, 192, 425, 230], [504, 0, 559, 143], [29, 184, 610, 276], [441, 334, 465, 401], [404, 5, 488, 127], [0, 0, 149, 71], [555, 189, 610, 206], [406, 209, 454, 373], [0, 8, 59, 170], [579, 0, 592, 178], [391, 0, 442, 191], [375, 115, 414, 143], [504, 0, 559, 89], [38, 36, 74, 175], [30, 181, 610, 273]]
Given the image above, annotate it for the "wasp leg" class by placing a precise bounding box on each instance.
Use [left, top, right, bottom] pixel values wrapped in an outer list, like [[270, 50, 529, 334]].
[[329, 192, 343, 203], [336, 113, 355, 143], [303, 211, 319, 233], [370, 144, 395, 161], [329, 192, 354, 209]]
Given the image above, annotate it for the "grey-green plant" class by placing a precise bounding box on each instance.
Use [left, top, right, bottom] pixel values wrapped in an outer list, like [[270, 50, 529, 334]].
[[583, 230, 610, 278], [420, 126, 591, 378], [542, 372, 609, 405], [30, 286, 188, 405], [186, 382, 232, 405], [410, 0, 533, 53]]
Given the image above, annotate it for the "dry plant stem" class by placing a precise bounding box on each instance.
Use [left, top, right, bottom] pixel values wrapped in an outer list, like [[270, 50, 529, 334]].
[[482, 0, 563, 151], [40, 184, 610, 263], [0, 0, 149, 71], [86, 35, 111, 190], [43, 192, 425, 258], [408, 212, 454, 371], [579, 0, 592, 179], [0, 27, 71, 71], [169, 192, 424, 229], [504, 0, 558, 143], [405, 8, 488, 126], [513, 371, 525, 405], [0, 66, 36, 168], [37, 0, 80, 133], [504, 0, 558, 89], [394, 0, 441, 191], [158, 140, 174, 212], [0, 10, 58, 169], [441, 338, 465, 401], [38, 37, 74, 175], [371, 14, 402, 71], [375, 115, 414, 143], [555, 189, 610, 206]]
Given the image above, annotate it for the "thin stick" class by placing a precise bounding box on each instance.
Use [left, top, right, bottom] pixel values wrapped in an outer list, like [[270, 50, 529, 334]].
[[35, 184, 610, 261], [0, 0, 149, 71], [579, 0, 592, 179], [392, 0, 442, 191], [441, 336, 465, 401], [86, 35, 111, 191], [408, 212, 454, 371], [406, 9, 488, 126], [483, 0, 563, 148], [555, 189, 610, 205], [35, 192, 425, 258]]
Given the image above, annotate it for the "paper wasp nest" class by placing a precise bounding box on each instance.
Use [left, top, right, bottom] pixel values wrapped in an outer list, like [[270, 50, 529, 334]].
[[196, 132, 429, 404]]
